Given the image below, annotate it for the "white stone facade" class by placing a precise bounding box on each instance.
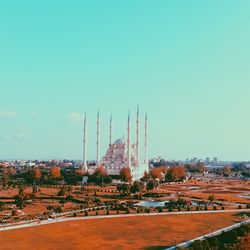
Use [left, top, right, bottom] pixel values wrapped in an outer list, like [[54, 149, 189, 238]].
[[101, 137, 148, 179]]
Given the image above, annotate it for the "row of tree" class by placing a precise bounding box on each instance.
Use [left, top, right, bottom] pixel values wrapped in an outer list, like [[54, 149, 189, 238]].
[[2, 163, 188, 188], [186, 223, 250, 250], [120, 166, 187, 183]]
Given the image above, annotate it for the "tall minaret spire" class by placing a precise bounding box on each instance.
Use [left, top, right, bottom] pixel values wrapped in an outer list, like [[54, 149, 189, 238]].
[[96, 109, 100, 165], [83, 113, 88, 171], [127, 111, 131, 168], [144, 113, 148, 165], [136, 105, 140, 166], [109, 113, 112, 146]]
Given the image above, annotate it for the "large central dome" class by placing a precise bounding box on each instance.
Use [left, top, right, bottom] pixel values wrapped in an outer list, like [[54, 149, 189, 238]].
[[113, 137, 126, 145]]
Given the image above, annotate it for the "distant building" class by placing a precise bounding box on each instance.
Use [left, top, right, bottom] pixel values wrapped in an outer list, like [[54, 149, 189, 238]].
[[213, 157, 218, 164]]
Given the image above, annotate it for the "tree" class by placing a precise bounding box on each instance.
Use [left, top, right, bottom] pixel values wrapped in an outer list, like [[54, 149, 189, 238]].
[[15, 185, 26, 209], [117, 183, 130, 194], [103, 175, 113, 184], [54, 207, 62, 213], [120, 167, 132, 183], [50, 167, 61, 179], [1, 172, 9, 188], [94, 165, 107, 177], [59, 198, 66, 207], [140, 171, 149, 182], [236, 234, 250, 250], [222, 166, 232, 177], [34, 168, 42, 180], [146, 180, 156, 191], [150, 168, 163, 180], [58, 187, 67, 196], [130, 181, 144, 194], [12, 209, 17, 216], [171, 166, 186, 181], [196, 162, 207, 174], [185, 163, 207, 174], [46, 205, 54, 212], [0, 166, 9, 188], [208, 195, 215, 204], [166, 166, 186, 182], [75, 169, 85, 176], [92, 165, 108, 186], [0, 201, 5, 211]]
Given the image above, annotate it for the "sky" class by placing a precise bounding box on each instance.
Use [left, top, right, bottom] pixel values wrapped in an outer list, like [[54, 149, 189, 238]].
[[0, 1, 250, 161]]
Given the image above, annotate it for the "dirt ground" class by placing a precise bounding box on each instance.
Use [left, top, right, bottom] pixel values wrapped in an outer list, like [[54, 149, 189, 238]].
[[0, 213, 239, 250]]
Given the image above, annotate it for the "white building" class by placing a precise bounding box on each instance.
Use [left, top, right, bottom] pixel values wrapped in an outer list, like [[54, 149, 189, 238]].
[[82, 108, 149, 180]]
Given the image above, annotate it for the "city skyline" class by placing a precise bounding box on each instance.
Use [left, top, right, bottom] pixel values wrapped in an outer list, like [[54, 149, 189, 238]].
[[1, 1, 250, 161]]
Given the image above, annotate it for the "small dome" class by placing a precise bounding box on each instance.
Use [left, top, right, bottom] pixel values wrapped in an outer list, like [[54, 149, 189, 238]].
[[114, 138, 126, 145]]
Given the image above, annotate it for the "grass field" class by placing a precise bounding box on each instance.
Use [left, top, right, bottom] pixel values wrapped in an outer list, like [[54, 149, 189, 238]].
[[0, 213, 239, 250]]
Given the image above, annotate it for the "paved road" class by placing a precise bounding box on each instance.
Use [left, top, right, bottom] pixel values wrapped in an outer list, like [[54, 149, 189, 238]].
[[166, 218, 250, 250], [1, 209, 250, 232]]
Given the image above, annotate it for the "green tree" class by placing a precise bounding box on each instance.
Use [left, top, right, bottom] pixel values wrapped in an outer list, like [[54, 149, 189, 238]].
[[117, 183, 130, 194], [0, 201, 5, 211], [130, 181, 144, 194], [146, 180, 156, 191]]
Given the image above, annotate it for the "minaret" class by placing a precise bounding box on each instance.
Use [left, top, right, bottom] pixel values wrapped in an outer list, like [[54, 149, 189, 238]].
[[127, 112, 131, 168], [109, 113, 112, 146], [144, 113, 148, 165], [82, 113, 88, 171], [96, 109, 100, 165], [136, 105, 140, 166]]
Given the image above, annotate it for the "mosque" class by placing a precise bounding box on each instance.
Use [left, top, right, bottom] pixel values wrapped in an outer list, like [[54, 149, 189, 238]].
[[82, 107, 149, 180]]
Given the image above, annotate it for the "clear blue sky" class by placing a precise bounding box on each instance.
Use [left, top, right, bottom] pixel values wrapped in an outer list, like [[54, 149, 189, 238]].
[[0, 1, 250, 161]]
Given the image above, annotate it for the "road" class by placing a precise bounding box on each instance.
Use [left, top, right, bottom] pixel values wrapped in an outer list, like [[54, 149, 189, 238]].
[[1, 208, 250, 232]]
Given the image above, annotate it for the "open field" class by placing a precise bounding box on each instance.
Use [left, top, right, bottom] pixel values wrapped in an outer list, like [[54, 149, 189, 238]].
[[0, 212, 240, 250], [159, 179, 250, 204]]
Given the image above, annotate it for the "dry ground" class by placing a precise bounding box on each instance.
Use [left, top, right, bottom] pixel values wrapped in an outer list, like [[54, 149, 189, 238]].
[[159, 179, 250, 204], [0, 213, 239, 250]]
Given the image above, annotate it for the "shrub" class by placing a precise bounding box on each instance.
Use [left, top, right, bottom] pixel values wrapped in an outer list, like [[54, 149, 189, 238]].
[[238, 205, 242, 209], [12, 209, 17, 216], [157, 207, 163, 213]]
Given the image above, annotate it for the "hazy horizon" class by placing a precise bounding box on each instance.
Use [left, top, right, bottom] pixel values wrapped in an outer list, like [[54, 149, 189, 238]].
[[1, 1, 250, 161]]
